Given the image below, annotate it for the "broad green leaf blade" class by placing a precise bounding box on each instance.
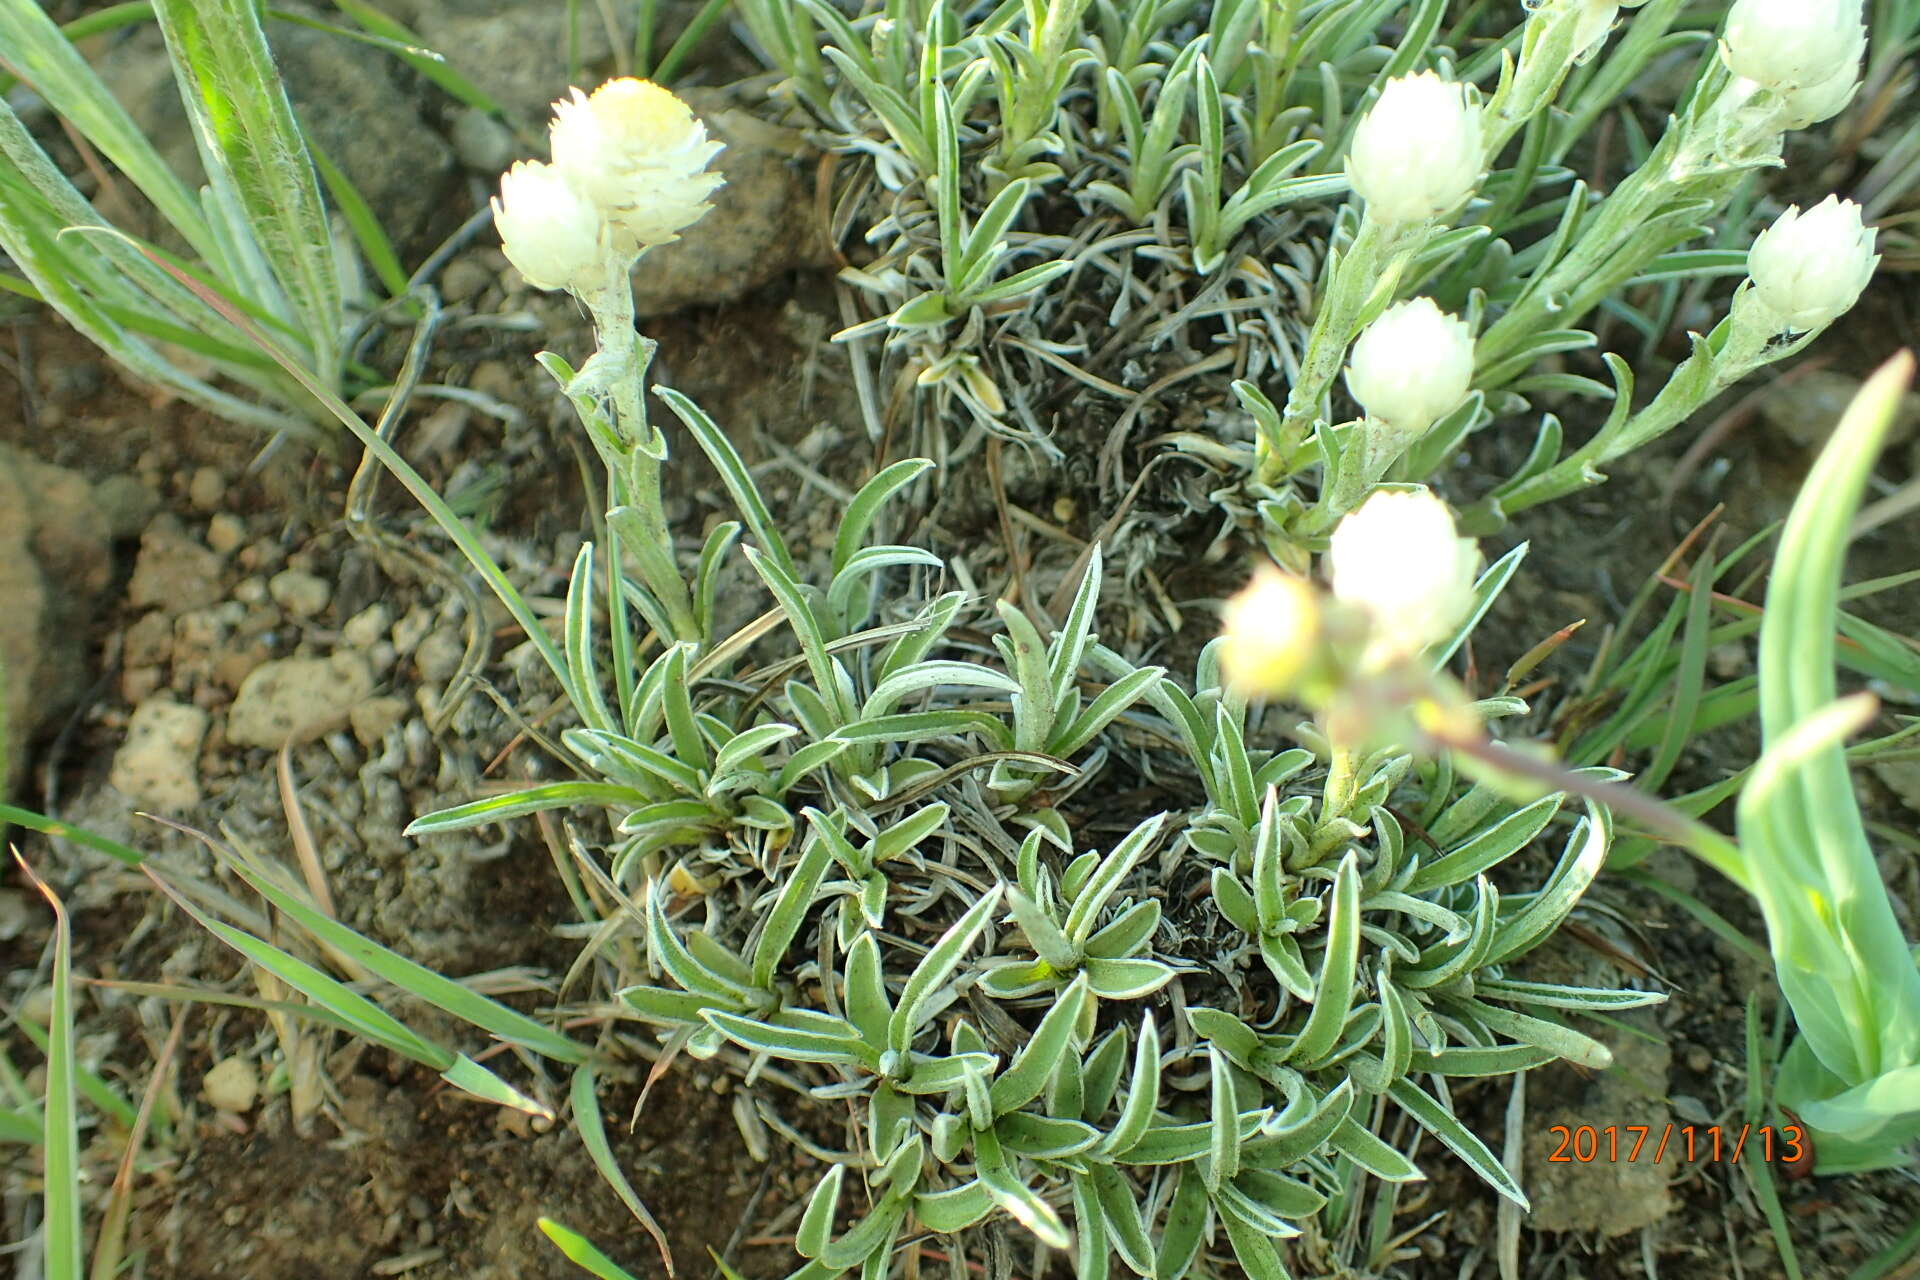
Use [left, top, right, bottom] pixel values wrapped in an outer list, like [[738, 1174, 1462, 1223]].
[[153, 0, 342, 373]]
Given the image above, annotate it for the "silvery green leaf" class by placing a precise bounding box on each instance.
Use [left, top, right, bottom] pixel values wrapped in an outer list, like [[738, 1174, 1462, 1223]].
[[1405, 789, 1564, 893], [995, 1111, 1102, 1160], [1408, 1043, 1558, 1076], [614, 798, 717, 839], [645, 882, 759, 1003], [750, 830, 836, 988], [1485, 796, 1612, 965], [892, 1052, 1000, 1096], [1242, 1079, 1354, 1168], [703, 1010, 876, 1069], [1049, 665, 1163, 758], [1047, 544, 1105, 706], [796, 1165, 844, 1258], [996, 600, 1056, 751], [1080, 1026, 1130, 1120], [1477, 978, 1665, 1012], [877, 591, 967, 685], [1206, 1045, 1240, 1191], [974, 1124, 1070, 1250], [657, 388, 796, 578], [746, 546, 850, 724], [713, 724, 800, 779], [954, 176, 1035, 297], [1327, 1116, 1424, 1182], [1219, 1203, 1293, 1280], [1065, 814, 1165, 942], [1448, 997, 1612, 1070], [1156, 1164, 1209, 1280], [869, 1084, 912, 1162], [1007, 886, 1080, 972], [1084, 957, 1176, 999], [1399, 878, 1498, 990], [563, 543, 617, 735], [978, 960, 1056, 1000], [1285, 852, 1362, 1066], [1084, 1165, 1153, 1277], [1256, 931, 1314, 998], [819, 1200, 906, 1271], [774, 739, 849, 795], [1212, 705, 1259, 827], [990, 975, 1090, 1116], [914, 1180, 995, 1233], [1252, 747, 1316, 790], [658, 645, 710, 773], [1211, 869, 1258, 934], [1084, 899, 1161, 960], [843, 933, 892, 1045], [865, 661, 1022, 715], [405, 782, 650, 836], [889, 886, 1004, 1055], [826, 545, 944, 627], [1389, 1076, 1527, 1208], [834, 458, 933, 575], [736, 796, 794, 832], [1366, 891, 1469, 944], [619, 984, 727, 1026], [1102, 1013, 1161, 1156], [1069, 1172, 1111, 1280], [1114, 1110, 1269, 1166], [828, 710, 1013, 747], [1187, 1008, 1260, 1065], [563, 728, 703, 797], [871, 803, 951, 864]]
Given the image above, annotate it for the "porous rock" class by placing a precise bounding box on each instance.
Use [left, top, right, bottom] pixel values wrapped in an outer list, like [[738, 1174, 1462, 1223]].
[[109, 697, 210, 812], [227, 653, 375, 748]]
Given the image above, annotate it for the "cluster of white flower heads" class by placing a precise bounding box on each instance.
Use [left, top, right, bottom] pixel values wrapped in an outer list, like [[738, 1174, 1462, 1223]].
[[1747, 196, 1879, 333], [492, 79, 724, 295]]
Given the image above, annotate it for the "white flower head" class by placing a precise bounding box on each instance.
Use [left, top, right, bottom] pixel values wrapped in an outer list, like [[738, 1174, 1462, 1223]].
[[1345, 298, 1476, 435], [1346, 72, 1484, 225], [1327, 489, 1480, 667], [1724, 0, 1866, 94], [1219, 564, 1322, 697], [1748, 196, 1878, 332], [550, 78, 725, 254], [1774, 60, 1861, 129], [491, 159, 609, 293]]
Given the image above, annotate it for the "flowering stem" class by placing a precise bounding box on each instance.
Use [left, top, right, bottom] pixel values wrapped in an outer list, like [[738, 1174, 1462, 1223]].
[[1262, 214, 1413, 483], [581, 268, 698, 642]]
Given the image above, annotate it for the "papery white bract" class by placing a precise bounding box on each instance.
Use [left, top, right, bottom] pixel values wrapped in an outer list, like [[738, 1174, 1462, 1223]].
[[491, 160, 609, 293], [1345, 298, 1475, 435], [1219, 564, 1321, 697], [550, 78, 725, 254], [1748, 196, 1878, 332], [1724, 0, 1866, 94], [1327, 489, 1480, 666], [1774, 60, 1862, 129], [1346, 72, 1483, 225]]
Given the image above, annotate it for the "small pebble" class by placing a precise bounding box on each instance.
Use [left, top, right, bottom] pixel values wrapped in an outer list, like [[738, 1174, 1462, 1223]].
[[188, 466, 226, 512], [414, 627, 465, 683], [342, 602, 393, 651], [206, 513, 247, 555], [1686, 1046, 1713, 1074], [204, 1056, 259, 1113], [269, 569, 332, 619]]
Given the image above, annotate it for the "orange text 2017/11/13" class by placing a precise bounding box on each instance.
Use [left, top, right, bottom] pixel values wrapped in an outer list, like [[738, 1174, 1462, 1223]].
[[1545, 1123, 1807, 1166]]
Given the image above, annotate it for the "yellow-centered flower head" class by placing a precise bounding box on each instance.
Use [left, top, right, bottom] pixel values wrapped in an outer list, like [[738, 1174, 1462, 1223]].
[[550, 77, 725, 254]]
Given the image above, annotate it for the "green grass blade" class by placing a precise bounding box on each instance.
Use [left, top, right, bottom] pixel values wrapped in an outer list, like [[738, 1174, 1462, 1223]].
[[538, 1218, 645, 1280], [153, 0, 342, 374], [569, 1069, 674, 1273]]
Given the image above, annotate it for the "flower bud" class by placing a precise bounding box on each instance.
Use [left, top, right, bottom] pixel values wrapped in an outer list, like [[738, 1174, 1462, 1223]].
[[491, 160, 609, 294], [1346, 73, 1484, 225], [1344, 298, 1475, 435], [1747, 196, 1878, 333], [550, 78, 725, 254], [1219, 565, 1322, 697], [1327, 489, 1480, 667], [1724, 0, 1866, 94]]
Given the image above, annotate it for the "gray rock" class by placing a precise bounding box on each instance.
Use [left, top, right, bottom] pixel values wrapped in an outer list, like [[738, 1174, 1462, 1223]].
[[109, 697, 210, 812], [379, 0, 615, 122], [127, 515, 224, 613], [0, 446, 112, 791], [227, 653, 375, 748]]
